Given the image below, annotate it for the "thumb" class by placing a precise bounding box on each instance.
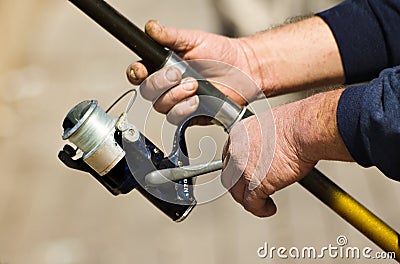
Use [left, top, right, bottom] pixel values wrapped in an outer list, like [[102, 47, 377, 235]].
[[145, 20, 199, 52]]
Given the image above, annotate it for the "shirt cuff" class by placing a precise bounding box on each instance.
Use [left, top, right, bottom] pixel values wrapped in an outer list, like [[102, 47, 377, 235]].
[[337, 84, 372, 167], [336, 66, 400, 180]]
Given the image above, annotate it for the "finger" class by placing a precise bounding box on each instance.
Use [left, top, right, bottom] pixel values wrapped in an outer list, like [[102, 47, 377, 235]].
[[221, 121, 250, 188], [153, 77, 198, 113], [139, 66, 182, 101], [145, 20, 199, 52], [189, 116, 214, 126], [222, 135, 231, 160], [126, 62, 148, 85], [221, 146, 243, 191], [228, 177, 247, 205], [221, 137, 232, 189], [243, 188, 277, 217], [220, 133, 244, 190], [165, 95, 199, 125]]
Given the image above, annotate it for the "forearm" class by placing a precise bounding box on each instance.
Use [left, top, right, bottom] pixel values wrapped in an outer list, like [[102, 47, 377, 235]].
[[240, 16, 344, 97], [281, 89, 353, 164]]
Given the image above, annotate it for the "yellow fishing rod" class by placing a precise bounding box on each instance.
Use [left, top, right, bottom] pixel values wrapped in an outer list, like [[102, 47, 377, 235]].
[[301, 170, 400, 261]]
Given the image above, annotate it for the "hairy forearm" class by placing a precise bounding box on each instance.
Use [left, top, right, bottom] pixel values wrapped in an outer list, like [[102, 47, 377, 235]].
[[281, 89, 354, 163], [240, 16, 345, 96]]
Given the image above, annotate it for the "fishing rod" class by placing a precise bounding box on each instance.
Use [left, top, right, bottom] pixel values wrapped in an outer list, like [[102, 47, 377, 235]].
[[59, 0, 399, 260]]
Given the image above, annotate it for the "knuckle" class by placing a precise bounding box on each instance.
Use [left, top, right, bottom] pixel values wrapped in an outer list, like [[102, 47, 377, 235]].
[[166, 108, 183, 125], [139, 79, 154, 101], [167, 87, 180, 103], [230, 190, 244, 204], [220, 174, 231, 189], [166, 103, 193, 125], [152, 102, 166, 114], [149, 73, 165, 91], [258, 181, 276, 197]]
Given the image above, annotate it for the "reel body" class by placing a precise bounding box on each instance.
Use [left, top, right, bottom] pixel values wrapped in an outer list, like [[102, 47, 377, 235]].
[[59, 100, 196, 222]]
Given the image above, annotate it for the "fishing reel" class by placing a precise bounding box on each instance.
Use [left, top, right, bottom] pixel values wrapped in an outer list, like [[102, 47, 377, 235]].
[[58, 98, 203, 221]]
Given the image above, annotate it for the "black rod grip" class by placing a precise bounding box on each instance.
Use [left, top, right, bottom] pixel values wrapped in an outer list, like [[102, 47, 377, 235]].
[[68, 0, 170, 70]]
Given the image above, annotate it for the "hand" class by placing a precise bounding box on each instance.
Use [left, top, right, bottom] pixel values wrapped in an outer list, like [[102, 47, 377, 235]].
[[221, 106, 316, 217], [221, 89, 353, 217], [127, 20, 264, 86], [126, 20, 266, 123]]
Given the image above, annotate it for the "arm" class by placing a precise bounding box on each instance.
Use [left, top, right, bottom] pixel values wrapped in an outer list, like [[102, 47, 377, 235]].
[[241, 16, 345, 96]]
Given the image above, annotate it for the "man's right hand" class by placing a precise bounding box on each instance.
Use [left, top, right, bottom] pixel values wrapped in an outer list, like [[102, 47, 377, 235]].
[[126, 20, 266, 112]]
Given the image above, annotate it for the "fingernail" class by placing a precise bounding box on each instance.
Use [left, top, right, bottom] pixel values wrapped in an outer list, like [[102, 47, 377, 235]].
[[149, 20, 161, 34], [166, 68, 179, 82], [182, 79, 195, 91], [129, 68, 136, 79], [186, 96, 199, 107], [153, 21, 161, 31]]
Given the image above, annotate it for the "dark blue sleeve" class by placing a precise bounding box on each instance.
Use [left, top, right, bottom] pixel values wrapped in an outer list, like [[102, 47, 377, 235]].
[[317, 0, 400, 84], [337, 66, 400, 180]]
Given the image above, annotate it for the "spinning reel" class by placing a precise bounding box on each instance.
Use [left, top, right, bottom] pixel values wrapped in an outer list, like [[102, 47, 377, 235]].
[[58, 96, 224, 221]]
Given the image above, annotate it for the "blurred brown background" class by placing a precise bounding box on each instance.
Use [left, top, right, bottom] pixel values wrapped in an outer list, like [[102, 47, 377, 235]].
[[0, 0, 399, 263]]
